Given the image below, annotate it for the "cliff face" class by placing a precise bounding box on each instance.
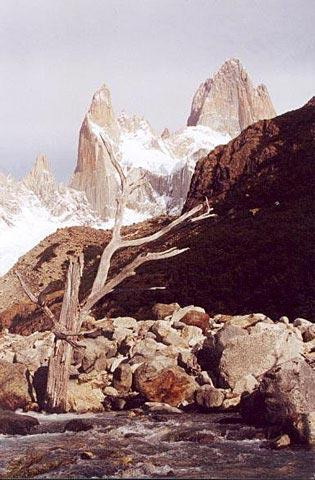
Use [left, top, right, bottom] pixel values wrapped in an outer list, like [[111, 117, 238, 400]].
[[70, 85, 120, 219], [187, 58, 276, 137], [184, 98, 315, 214]]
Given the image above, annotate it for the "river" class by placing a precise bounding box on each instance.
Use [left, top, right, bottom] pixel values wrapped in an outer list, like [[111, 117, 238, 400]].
[[0, 411, 314, 479]]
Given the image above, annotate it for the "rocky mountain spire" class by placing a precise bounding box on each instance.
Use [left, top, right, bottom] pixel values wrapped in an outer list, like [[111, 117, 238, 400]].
[[70, 84, 120, 220], [23, 154, 56, 196], [187, 58, 276, 138]]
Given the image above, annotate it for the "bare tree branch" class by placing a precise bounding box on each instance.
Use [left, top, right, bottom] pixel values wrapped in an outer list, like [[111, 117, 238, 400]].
[[15, 270, 58, 324], [15, 268, 83, 349], [121, 204, 203, 248], [81, 247, 189, 314], [100, 134, 126, 187], [190, 197, 216, 222]]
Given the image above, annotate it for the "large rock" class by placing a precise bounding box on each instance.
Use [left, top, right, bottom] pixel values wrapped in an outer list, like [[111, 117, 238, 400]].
[[215, 324, 248, 354], [78, 336, 117, 373], [180, 310, 210, 333], [151, 320, 188, 348], [219, 313, 272, 329], [0, 361, 33, 410], [131, 337, 167, 358], [181, 325, 205, 347], [133, 362, 197, 407], [152, 303, 180, 320], [218, 323, 304, 388], [67, 381, 105, 413], [0, 411, 39, 435], [187, 58, 276, 137], [195, 385, 225, 409], [260, 358, 315, 444], [113, 362, 133, 394]]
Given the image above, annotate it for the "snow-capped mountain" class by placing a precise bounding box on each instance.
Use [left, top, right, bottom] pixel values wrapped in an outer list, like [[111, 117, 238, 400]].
[[71, 85, 231, 219], [0, 58, 276, 276], [0, 156, 148, 276]]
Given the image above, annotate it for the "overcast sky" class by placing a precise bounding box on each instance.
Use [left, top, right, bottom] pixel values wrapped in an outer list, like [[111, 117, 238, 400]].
[[0, 0, 314, 180]]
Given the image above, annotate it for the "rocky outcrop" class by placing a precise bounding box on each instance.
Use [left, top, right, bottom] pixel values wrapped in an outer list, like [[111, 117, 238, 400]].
[[241, 358, 315, 445], [187, 58, 276, 137], [184, 97, 315, 213], [217, 322, 304, 388]]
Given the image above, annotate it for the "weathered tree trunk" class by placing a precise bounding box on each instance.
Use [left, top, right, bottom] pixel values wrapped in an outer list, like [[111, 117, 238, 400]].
[[45, 257, 82, 412]]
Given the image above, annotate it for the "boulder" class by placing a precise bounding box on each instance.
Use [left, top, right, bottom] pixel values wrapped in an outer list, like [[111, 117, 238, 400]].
[[131, 337, 167, 358], [136, 320, 155, 337], [67, 381, 105, 413], [152, 303, 180, 320], [216, 324, 248, 354], [180, 311, 210, 333], [113, 362, 133, 394], [0, 410, 39, 435], [78, 371, 109, 390], [64, 418, 93, 432], [151, 320, 188, 348], [79, 337, 117, 373], [113, 317, 139, 330], [171, 306, 206, 325], [144, 402, 182, 414], [293, 318, 313, 333], [218, 323, 304, 388], [134, 362, 197, 407], [113, 327, 133, 344], [303, 324, 315, 342], [195, 385, 225, 409], [224, 313, 272, 329], [0, 331, 54, 372], [0, 361, 33, 410], [181, 325, 205, 347], [222, 395, 241, 410], [233, 374, 258, 396], [260, 358, 315, 444]]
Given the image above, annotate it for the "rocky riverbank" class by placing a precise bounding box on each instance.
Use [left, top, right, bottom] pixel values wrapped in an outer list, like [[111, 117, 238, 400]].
[[0, 303, 314, 447]]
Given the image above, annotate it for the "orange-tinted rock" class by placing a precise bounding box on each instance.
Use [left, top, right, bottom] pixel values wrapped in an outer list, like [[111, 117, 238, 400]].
[[180, 311, 210, 333], [134, 364, 197, 407]]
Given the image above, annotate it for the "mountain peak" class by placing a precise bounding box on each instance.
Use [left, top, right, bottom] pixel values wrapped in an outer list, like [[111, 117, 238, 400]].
[[187, 59, 276, 137], [33, 153, 51, 173], [87, 83, 117, 132]]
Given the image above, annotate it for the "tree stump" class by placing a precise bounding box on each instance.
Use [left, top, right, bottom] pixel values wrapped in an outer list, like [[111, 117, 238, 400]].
[[44, 257, 82, 412]]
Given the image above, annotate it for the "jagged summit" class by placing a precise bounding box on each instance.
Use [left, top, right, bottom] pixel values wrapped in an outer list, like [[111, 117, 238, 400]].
[[33, 153, 50, 172], [71, 83, 230, 221], [187, 58, 276, 137]]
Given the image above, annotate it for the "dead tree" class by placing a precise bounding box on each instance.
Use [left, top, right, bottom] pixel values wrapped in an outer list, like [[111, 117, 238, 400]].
[[16, 135, 215, 412]]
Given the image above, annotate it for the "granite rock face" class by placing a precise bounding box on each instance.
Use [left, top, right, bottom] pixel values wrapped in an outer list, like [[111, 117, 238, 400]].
[[187, 58, 276, 137], [70, 84, 121, 220]]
